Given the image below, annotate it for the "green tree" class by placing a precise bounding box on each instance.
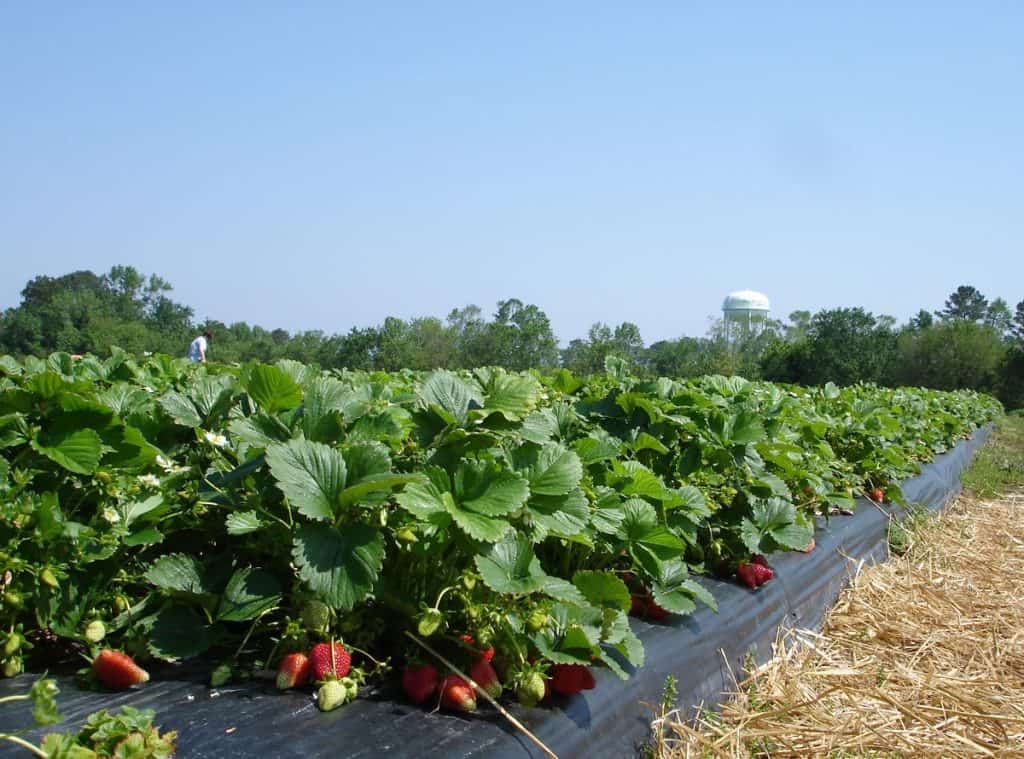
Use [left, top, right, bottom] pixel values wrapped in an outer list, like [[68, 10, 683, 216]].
[[984, 297, 1013, 337], [612, 322, 644, 364], [1011, 300, 1024, 344], [907, 309, 934, 331], [784, 310, 812, 341], [936, 285, 988, 322], [446, 305, 489, 367], [760, 308, 898, 386], [483, 299, 559, 370], [330, 327, 382, 370], [896, 321, 1003, 392]]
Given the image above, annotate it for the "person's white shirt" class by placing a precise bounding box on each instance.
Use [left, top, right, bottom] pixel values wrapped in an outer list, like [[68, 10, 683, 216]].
[[188, 335, 208, 362]]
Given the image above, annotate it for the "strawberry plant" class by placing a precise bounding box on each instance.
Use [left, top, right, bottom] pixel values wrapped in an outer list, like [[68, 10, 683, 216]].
[[0, 350, 1001, 717]]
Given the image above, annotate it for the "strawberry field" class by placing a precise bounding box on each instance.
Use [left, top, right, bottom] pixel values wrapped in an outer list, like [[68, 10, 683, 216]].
[[0, 351, 1001, 726]]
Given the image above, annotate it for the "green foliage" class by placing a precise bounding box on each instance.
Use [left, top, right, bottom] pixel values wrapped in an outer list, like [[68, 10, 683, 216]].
[[0, 341, 1002, 698], [760, 308, 899, 386], [896, 321, 1004, 392], [41, 706, 176, 758], [936, 285, 988, 322]]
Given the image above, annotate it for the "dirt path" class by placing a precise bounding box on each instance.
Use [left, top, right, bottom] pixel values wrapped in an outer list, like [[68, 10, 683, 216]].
[[653, 489, 1024, 758]]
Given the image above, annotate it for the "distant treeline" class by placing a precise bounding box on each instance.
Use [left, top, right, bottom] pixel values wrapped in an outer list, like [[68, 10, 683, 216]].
[[2, 268, 1022, 408]]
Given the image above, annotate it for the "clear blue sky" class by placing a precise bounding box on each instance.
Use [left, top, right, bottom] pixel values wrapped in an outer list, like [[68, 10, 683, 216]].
[[2, 2, 1021, 344]]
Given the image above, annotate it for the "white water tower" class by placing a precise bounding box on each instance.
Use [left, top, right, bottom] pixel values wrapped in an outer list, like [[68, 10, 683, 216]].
[[722, 290, 771, 341]]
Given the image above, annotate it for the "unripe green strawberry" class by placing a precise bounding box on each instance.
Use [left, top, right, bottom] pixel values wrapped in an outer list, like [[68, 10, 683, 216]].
[[316, 679, 349, 712], [2, 591, 23, 609], [210, 663, 233, 688], [526, 610, 549, 633], [340, 675, 359, 701], [301, 601, 331, 633], [40, 568, 59, 589], [3, 633, 22, 657], [84, 620, 106, 643], [416, 608, 444, 637], [395, 528, 418, 544], [113, 596, 129, 613], [516, 671, 547, 708], [3, 657, 22, 678]]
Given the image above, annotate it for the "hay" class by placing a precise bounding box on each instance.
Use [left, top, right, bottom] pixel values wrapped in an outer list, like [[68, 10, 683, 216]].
[[654, 490, 1024, 758]]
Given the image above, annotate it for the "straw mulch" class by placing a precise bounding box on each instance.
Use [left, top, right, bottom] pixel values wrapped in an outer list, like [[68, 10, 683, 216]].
[[653, 490, 1024, 758]]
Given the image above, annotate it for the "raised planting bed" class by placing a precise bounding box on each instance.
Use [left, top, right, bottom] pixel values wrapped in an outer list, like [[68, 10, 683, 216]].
[[0, 425, 991, 758]]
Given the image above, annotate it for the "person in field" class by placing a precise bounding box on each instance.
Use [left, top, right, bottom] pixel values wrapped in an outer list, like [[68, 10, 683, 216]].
[[188, 331, 213, 362]]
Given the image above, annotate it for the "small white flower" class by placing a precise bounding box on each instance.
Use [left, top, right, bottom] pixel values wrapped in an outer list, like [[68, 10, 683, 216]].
[[203, 431, 228, 448], [155, 455, 181, 473], [143, 351, 153, 357], [102, 507, 121, 524], [142, 386, 155, 393], [138, 474, 160, 488]]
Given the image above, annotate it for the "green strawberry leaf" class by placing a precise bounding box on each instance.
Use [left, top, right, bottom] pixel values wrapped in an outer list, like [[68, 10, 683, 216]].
[[525, 443, 583, 496], [216, 568, 282, 622], [31, 428, 102, 474], [292, 523, 384, 611], [572, 570, 631, 612], [474, 534, 546, 595], [266, 439, 347, 521], [246, 364, 303, 414]]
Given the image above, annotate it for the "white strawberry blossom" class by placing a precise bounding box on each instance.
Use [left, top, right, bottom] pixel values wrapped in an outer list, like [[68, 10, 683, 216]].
[[102, 507, 121, 523], [203, 431, 228, 448], [138, 474, 160, 488]]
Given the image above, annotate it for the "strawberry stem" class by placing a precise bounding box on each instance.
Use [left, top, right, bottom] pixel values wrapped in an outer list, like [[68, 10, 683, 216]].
[[0, 734, 47, 758]]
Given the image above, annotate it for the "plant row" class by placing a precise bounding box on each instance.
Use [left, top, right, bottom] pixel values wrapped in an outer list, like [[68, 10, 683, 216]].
[[0, 351, 1000, 714]]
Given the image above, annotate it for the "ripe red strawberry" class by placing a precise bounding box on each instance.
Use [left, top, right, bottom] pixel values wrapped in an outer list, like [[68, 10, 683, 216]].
[[736, 562, 758, 590], [751, 554, 769, 567], [629, 596, 645, 617], [310, 642, 351, 681], [870, 488, 885, 503], [469, 658, 502, 699], [401, 662, 439, 704], [92, 649, 149, 690], [549, 664, 595, 696], [644, 598, 670, 620], [752, 563, 773, 586], [276, 652, 312, 690], [439, 673, 476, 712]]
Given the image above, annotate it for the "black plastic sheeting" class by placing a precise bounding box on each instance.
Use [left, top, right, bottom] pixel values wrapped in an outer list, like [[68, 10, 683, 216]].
[[0, 426, 992, 758]]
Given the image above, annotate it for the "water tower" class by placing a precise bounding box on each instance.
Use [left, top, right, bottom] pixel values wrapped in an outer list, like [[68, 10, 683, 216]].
[[722, 290, 770, 342]]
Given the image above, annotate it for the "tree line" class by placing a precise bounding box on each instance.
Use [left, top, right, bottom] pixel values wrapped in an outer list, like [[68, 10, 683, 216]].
[[2, 269, 1022, 408]]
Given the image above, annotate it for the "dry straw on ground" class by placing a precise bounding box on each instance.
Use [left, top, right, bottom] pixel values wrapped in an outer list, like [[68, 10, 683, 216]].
[[654, 489, 1024, 758]]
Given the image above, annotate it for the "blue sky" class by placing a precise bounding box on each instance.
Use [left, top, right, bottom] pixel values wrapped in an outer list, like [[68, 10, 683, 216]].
[[2, 2, 1021, 344]]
